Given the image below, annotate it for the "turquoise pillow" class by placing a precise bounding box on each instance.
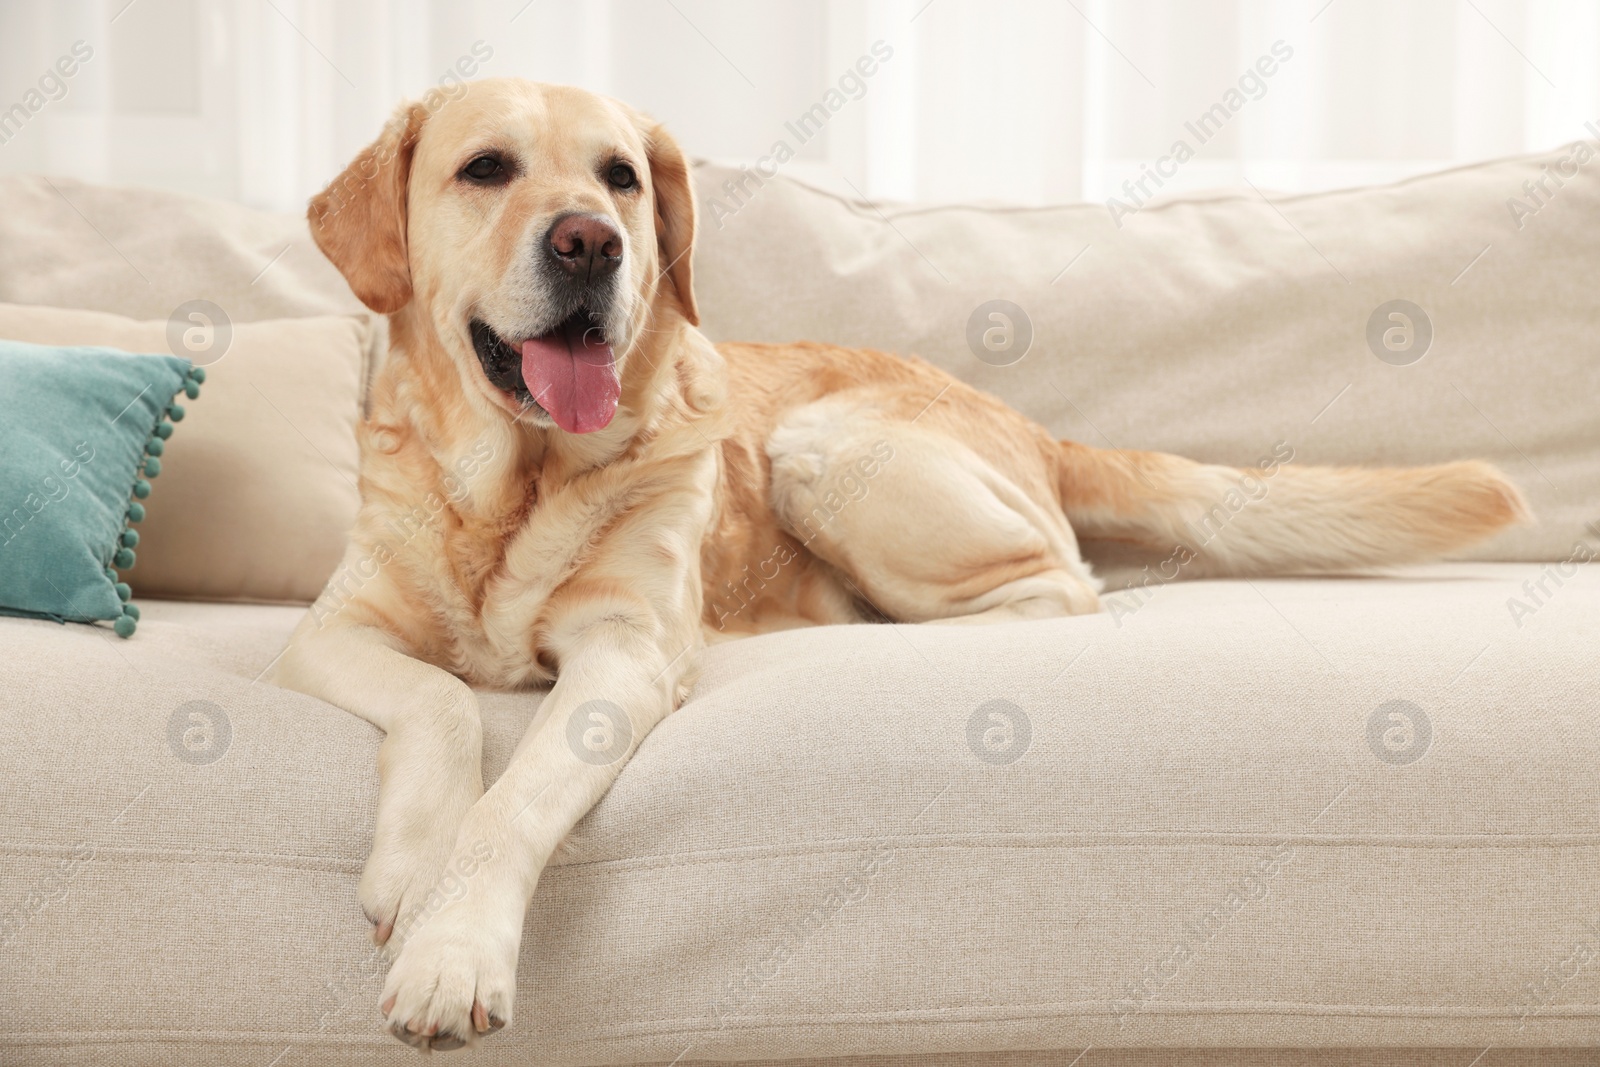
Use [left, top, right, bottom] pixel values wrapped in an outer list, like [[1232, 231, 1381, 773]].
[[0, 338, 202, 637]]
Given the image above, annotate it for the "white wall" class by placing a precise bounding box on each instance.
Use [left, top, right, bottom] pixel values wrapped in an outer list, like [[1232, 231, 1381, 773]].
[[0, 0, 1595, 213]]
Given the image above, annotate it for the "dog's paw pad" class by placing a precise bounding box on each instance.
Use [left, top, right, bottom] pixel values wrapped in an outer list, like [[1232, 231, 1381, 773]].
[[379, 919, 517, 1051]]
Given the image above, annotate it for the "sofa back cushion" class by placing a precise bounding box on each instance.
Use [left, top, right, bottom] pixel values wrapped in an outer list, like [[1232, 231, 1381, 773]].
[[693, 153, 1600, 562], [0, 175, 371, 327], [1, 153, 1590, 606]]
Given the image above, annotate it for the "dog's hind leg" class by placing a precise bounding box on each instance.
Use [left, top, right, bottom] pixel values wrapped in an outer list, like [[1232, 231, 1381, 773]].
[[766, 398, 1101, 625]]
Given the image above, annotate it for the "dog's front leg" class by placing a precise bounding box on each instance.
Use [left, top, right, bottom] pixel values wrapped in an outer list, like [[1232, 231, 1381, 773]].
[[275, 617, 485, 947], [376, 613, 692, 1049]]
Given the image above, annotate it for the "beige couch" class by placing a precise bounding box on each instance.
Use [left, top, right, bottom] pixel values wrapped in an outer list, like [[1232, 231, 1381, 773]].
[[1, 150, 1597, 1066]]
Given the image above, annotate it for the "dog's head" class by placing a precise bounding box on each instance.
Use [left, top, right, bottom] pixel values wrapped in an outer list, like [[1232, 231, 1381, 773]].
[[309, 79, 698, 434]]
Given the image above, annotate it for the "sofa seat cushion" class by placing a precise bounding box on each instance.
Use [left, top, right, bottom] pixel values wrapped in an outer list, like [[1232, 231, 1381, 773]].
[[2, 565, 1597, 1065]]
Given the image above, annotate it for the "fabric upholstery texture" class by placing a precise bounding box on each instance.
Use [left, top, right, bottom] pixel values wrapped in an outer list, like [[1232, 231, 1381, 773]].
[[3, 566, 1598, 1064], [0, 303, 370, 604], [693, 155, 1600, 564], [0, 174, 374, 328], [3, 153, 1596, 1064], [10, 1050, 1598, 1067], [0, 338, 192, 631]]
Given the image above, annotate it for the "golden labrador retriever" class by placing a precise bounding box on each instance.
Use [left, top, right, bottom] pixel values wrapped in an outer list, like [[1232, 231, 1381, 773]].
[[275, 77, 1527, 1050]]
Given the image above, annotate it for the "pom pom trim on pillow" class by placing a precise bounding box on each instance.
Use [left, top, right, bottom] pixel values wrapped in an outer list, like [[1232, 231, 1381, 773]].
[[0, 340, 201, 639], [107, 365, 203, 637]]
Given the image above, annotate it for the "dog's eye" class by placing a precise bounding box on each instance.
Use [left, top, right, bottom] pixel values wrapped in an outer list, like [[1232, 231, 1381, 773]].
[[460, 155, 506, 184], [607, 162, 637, 190]]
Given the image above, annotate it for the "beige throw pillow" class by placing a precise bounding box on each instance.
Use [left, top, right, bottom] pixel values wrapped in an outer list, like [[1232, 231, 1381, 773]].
[[0, 303, 367, 604]]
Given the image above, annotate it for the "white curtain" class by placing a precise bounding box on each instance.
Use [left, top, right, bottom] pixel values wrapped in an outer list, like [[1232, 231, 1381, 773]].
[[0, 0, 1595, 213]]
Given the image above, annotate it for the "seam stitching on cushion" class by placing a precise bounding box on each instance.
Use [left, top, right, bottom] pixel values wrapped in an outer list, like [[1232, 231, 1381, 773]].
[[6, 835, 1600, 877], [694, 150, 1579, 220], [549, 834, 1600, 873], [7, 1000, 1600, 1045], [0, 840, 360, 874]]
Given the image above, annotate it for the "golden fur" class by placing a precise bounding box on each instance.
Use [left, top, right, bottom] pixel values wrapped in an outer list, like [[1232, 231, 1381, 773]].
[[274, 78, 1528, 1050]]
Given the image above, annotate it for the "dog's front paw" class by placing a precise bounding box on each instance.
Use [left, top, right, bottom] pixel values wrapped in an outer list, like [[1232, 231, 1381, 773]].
[[359, 829, 454, 949], [361, 738, 483, 946], [379, 903, 519, 1051]]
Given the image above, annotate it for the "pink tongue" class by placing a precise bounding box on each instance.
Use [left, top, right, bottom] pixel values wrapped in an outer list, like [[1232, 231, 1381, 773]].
[[520, 318, 619, 433]]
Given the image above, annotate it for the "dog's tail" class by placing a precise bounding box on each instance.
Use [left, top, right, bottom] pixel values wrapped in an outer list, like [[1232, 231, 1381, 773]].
[[1055, 439, 1530, 579]]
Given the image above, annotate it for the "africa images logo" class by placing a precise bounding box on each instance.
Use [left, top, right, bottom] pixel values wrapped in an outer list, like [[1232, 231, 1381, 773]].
[[702, 40, 895, 229], [1105, 40, 1294, 228]]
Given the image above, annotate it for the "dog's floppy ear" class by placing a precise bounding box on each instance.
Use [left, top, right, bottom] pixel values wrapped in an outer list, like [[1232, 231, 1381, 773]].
[[308, 102, 428, 314], [639, 120, 699, 326]]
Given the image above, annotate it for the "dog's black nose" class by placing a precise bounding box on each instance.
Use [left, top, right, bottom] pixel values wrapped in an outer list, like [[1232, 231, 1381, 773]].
[[547, 213, 622, 283]]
